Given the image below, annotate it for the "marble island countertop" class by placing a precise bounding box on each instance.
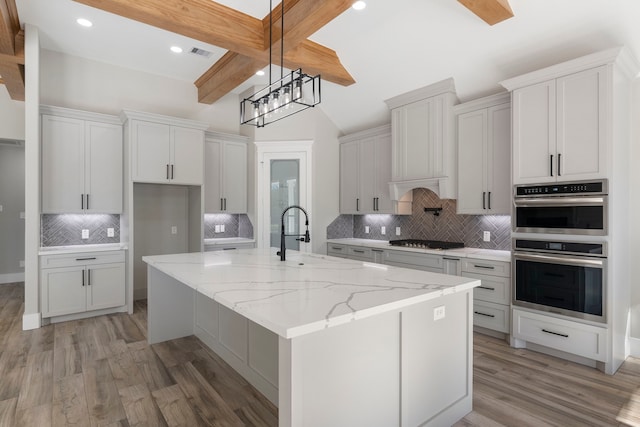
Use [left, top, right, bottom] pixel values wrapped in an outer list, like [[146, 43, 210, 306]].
[[143, 248, 480, 339], [327, 238, 511, 262]]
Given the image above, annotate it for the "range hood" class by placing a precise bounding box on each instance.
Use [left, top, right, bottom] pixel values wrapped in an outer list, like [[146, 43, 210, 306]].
[[389, 177, 454, 201]]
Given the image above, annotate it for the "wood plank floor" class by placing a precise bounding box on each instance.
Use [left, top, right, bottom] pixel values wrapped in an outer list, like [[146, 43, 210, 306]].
[[1, 281, 640, 426]]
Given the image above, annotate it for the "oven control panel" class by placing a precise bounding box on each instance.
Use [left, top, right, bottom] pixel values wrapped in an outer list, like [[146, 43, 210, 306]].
[[515, 180, 606, 197], [513, 239, 606, 257]]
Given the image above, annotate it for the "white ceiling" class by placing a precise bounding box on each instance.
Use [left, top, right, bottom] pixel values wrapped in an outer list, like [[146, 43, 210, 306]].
[[15, 0, 640, 134]]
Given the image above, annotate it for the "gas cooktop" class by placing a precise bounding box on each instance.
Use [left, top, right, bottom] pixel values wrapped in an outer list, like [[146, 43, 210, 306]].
[[389, 239, 465, 250]]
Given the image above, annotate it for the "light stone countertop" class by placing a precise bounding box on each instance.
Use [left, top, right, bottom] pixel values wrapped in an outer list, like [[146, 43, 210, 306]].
[[39, 243, 128, 255], [327, 238, 511, 263], [143, 248, 480, 339], [203, 237, 255, 246]]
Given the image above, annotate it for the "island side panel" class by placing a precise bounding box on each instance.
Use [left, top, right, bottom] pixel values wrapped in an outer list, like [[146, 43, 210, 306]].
[[401, 289, 473, 427], [278, 310, 402, 427], [147, 265, 195, 344]]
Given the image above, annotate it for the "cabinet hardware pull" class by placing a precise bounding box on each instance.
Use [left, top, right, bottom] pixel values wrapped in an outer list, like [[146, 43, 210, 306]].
[[222, 247, 236, 250], [81, 270, 85, 287], [356, 198, 359, 211], [353, 249, 365, 253], [373, 198, 376, 211], [331, 246, 343, 251], [474, 264, 495, 270], [81, 194, 84, 210], [87, 269, 91, 286], [474, 311, 495, 318], [488, 192, 491, 210], [478, 286, 495, 291], [86, 194, 90, 210], [372, 249, 383, 253], [557, 153, 561, 176], [482, 192, 486, 209], [171, 164, 174, 179], [443, 257, 460, 261], [166, 164, 170, 179], [221, 198, 224, 210], [376, 197, 379, 211], [224, 198, 227, 211], [542, 329, 568, 338], [550, 154, 554, 177], [76, 257, 97, 261]]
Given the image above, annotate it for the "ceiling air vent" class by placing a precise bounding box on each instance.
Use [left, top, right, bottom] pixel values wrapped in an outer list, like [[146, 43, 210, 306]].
[[0, 138, 24, 147], [189, 47, 213, 58]]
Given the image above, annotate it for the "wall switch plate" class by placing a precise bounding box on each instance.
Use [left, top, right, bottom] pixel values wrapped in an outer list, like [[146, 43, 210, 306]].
[[19, 212, 25, 219], [19, 260, 24, 268], [221, 224, 225, 232], [107, 228, 115, 237], [81, 229, 89, 239], [381, 226, 386, 235], [365, 226, 370, 234], [483, 231, 491, 242], [214, 225, 221, 233], [0, 205, 3, 212], [171, 226, 178, 235], [396, 227, 401, 236], [434, 305, 446, 321]]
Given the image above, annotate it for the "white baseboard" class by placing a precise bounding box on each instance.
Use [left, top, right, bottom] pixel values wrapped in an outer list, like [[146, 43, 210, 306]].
[[22, 312, 41, 330], [0, 272, 25, 284], [629, 337, 640, 358]]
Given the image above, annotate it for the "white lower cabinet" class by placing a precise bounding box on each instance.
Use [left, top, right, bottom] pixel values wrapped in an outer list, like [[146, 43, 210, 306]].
[[327, 243, 385, 264], [512, 308, 607, 362], [385, 250, 444, 273], [41, 250, 125, 318]]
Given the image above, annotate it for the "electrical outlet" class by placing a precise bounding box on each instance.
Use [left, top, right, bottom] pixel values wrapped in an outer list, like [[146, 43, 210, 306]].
[[19, 260, 24, 268], [81, 229, 89, 239], [107, 228, 115, 237], [396, 227, 401, 236], [214, 225, 221, 233], [171, 226, 178, 235], [0, 205, 3, 212], [19, 212, 25, 219], [483, 231, 491, 242], [365, 226, 370, 234], [434, 305, 446, 321], [220, 224, 225, 232], [381, 226, 386, 235]]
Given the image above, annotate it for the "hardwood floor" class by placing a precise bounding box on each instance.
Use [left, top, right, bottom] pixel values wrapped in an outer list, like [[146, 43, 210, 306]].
[[1, 281, 640, 426]]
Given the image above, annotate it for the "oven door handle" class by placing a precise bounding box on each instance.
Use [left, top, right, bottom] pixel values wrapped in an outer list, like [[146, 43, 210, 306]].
[[514, 252, 605, 268], [514, 196, 605, 207]]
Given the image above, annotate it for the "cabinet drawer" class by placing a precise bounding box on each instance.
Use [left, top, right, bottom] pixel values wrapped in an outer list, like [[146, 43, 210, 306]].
[[462, 258, 510, 277], [473, 301, 509, 333], [385, 250, 443, 273], [327, 244, 348, 258], [41, 250, 125, 268], [512, 309, 607, 361], [347, 246, 375, 261], [465, 273, 510, 305]]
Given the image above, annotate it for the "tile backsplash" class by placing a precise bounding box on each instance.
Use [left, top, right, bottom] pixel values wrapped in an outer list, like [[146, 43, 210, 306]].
[[327, 188, 511, 251], [41, 214, 120, 246], [204, 214, 253, 239]]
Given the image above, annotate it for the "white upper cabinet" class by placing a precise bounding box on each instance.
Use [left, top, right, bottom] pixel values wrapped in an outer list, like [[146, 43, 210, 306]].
[[122, 110, 208, 186], [339, 125, 411, 215], [204, 133, 248, 214], [503, 59, 612, 185], [456, 93, 511, 215], [41, 107, 123, 214], [385, 79, 458, 199]]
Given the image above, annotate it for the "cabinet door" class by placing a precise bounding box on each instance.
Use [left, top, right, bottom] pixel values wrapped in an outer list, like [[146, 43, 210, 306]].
[[131, 121, 171, 183], [456, 110, 487, 214], [41, 266, 86, 317], [41, 115, 85, 213], [340, 141, 360, 214], [171, 126, 204, 185], [486, 103, 511, 214], [400, 99, 432, 180], [556, 66, 607, 181], [204, 140, 223, 212], [86, 263, 125, 311], [222, 142, 247, 213], [358, 139, 377, 213], [85, 121, 123, 213], [373, 134, 394, 213], [512, 81, 556, 184]]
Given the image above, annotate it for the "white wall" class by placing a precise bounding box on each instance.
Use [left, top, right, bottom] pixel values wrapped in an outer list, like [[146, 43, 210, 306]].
[[0, 87, 25, 140], [630, 78, 640, 340], [0, 146, 25, 282]]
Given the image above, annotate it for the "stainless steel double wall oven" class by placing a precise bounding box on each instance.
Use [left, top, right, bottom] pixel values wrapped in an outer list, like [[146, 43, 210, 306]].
[[512, 180, 608, 323]]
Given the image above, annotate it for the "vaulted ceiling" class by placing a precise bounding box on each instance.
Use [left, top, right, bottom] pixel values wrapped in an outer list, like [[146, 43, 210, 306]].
[[5, 0, 640, 134]]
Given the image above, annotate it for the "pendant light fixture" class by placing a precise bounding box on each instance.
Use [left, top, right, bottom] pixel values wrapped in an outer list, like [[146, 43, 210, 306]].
[[240, 0, 321, 127]]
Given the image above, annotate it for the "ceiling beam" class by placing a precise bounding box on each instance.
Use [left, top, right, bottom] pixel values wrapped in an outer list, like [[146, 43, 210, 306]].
[[74, 0, 355, 104], [457, 0, 514, 25], [0, 0, 24, 100]]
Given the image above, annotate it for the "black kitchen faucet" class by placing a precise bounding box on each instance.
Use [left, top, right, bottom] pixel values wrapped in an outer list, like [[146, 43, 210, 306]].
[[277, 205, 310, 261]]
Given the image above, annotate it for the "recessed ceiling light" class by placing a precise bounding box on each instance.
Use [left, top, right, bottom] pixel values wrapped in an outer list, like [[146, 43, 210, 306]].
[[76, 18, 93, 27], [352, 1, 366, 10], [256, 70, 265, 76], [170, 46, 183, 54]]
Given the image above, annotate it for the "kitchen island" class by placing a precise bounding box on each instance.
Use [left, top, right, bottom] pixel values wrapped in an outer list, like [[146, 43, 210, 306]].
[[143, 248, 481, 427]]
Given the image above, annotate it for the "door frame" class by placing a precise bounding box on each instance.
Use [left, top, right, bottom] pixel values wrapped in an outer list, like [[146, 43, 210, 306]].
[[255, 141, 313, 250]]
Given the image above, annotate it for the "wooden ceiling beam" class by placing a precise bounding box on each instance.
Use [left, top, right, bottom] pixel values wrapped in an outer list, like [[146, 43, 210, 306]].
[[457, 0, 514, 25], [283, 41, 354, 86], [0, 0, 24, 100]]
